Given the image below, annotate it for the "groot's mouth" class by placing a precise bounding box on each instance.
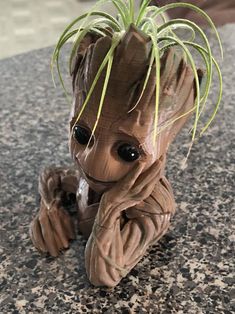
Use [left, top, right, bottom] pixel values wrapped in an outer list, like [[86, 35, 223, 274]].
[[85, 172, 116, 186], [75, 158, 117, 187]]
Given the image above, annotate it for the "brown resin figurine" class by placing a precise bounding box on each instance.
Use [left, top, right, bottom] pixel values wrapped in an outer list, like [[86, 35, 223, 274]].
[[30, 0, 223, 287]]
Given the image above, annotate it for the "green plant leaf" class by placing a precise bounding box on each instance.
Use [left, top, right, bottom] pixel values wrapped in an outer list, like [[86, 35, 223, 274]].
[[158, 41, 222, 138], [158, 18, 213, 112], [144, 17, 161, 144], [128, 47, 155, 112], [129, 0, 135, 24], [51, 29, 78, 89], [136, 0, 152, 26], [158, 35, 200, 141], [153, 2, 223, 59], [72, 34, 121, 130], [69, 17, 119, 73], [87, 41, 115, 146], [51, 10, 121, 68], [185, 43, 223, 135], [112, 0, 128, 28]]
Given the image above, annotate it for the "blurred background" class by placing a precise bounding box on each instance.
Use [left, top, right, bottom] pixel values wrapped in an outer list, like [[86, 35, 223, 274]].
[[0, 0, 234, 60], [0, 0, 101, 59], [0, 0, 141, 60]]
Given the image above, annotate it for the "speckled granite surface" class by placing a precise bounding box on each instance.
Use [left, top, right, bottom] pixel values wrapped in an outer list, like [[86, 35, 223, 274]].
[[0, 24, 234, 314]]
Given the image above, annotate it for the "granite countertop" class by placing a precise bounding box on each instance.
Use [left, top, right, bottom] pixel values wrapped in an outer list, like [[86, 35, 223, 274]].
[[0, 24, 234, 314]]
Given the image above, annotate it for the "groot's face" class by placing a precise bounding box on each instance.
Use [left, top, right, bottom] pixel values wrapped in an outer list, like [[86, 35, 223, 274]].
[[69, 96, 158, 193]]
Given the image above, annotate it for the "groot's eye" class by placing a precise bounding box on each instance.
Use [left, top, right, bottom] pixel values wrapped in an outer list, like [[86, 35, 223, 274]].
[[73, 125, 91, 145], [117, 144, 140, 162]]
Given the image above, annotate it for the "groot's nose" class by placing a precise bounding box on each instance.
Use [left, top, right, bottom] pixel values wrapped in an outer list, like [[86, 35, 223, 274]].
[[81, 140, 119, 182]]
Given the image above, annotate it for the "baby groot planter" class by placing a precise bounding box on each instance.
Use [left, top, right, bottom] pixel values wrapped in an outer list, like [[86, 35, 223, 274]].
[[30, 1, 222, 287]]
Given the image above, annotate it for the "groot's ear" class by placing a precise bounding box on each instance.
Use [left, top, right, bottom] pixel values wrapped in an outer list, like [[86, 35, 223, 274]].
[[158, 48, 204, 145]]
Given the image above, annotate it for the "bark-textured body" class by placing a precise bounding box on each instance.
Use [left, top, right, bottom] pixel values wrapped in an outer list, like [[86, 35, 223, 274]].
[[30, 26, 200, 287]]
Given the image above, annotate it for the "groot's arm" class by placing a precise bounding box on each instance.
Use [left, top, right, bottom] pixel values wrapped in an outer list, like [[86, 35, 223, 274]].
[[85, 166, 175, 287]]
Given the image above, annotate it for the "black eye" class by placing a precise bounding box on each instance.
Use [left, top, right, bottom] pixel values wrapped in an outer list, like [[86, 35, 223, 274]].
[[73, 125, 91, 145], [117, 144, 140, 162]]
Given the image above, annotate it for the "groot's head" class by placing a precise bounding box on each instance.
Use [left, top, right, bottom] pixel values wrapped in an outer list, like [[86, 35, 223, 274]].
[[69, 27, 198, 192], [52, 1, 222, 193]]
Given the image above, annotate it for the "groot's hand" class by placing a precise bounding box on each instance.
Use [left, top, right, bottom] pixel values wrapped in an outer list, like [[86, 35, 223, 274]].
[[96, 157, 163, 228], [30, 200, 75, 257]]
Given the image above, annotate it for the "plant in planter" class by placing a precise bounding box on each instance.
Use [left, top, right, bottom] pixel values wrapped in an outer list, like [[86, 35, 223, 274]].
[[30, 0, 222, 287]]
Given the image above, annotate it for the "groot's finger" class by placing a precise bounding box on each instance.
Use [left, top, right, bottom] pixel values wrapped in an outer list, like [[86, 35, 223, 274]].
[[108, 221, 123, 283], [30, 217, 47, 253], [53, 230, 64, 251], [60, 210, 76, 240], [61, 175, 79, 194], [123, 222, 141, 263], [137, 179, 157, 201], [118, 162, 145, 191], [47, 177, 58, 199], [39, 211, 59, 257], [133, 159, 162, 193], [48, 205, 69, 249]]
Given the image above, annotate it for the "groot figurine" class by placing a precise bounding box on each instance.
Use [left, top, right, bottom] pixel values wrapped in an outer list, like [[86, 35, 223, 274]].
[[30, 0, 222, 287]]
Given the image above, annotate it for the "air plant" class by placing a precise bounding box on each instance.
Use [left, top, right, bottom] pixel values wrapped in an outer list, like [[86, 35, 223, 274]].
[[51, 0, 223, 147]]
